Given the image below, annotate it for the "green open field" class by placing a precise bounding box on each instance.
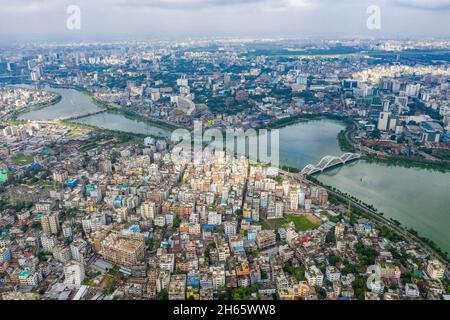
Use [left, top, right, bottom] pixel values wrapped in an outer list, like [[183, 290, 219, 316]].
[[11, 154, 34, 165], [261, 213, 321, 232], [286, 214, 321, 231]]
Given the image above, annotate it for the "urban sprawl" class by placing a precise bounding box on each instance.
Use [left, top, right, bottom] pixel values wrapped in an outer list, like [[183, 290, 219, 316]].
[[0, 38, 449, 300]]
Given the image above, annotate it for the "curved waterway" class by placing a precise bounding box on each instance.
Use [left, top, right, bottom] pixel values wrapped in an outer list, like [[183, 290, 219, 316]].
[[18, 87, 103, 121], [74, 112, 170, 137], [18, 88, 450, 255], [278, 120, 450, 256], [17, 86, 170, 137]]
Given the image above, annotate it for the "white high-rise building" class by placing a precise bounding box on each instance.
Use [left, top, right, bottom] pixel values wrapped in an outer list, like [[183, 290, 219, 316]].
[[224, 221, 237, 236], [289, 191, 299, 211], [62, 221, 73, 238], [298, 189, 306, 207], [64, 261, 85, 286], [40, 234, 56, 252], [41, 212, 60, 235], [275, 202, 284, 218], [377, 111, 391, 131], [282, 181, 290, 198], [140, 202, 156, 220], [405, 83, 421, 97]]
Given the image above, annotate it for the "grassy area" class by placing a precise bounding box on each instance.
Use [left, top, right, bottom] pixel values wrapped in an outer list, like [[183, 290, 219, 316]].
[[68, 129, 84, 138], [260, 214, 321, 232], [259, 218, 272, 230], [286, 214, 321, 231], [11, 154, 34, 165], [101, 274, 116, 295]]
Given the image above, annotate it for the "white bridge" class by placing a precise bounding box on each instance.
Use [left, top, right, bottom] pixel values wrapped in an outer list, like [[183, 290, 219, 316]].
[[301, 153, 361, 175]]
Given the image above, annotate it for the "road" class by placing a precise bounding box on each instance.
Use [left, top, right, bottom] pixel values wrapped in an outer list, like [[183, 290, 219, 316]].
[[278, 168, 449, 275]]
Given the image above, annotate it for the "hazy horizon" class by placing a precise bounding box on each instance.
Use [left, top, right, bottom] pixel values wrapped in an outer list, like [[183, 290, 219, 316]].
[[1, 0, 450, 42]]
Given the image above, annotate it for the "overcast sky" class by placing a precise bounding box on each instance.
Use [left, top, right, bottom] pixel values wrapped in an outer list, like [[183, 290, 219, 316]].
[[1, 0, 450, 42]]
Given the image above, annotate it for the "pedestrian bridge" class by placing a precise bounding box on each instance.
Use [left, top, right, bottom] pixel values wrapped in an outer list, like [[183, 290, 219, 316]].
[[301, 153, 361, 175]]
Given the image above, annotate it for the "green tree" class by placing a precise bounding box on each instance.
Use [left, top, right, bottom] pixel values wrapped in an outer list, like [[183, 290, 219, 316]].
[[352, 275, 368, 300], [157, 289, 168, 300]]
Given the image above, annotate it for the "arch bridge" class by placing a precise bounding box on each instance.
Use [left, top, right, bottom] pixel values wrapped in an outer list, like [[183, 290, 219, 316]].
[[301, 153, 361, 175]]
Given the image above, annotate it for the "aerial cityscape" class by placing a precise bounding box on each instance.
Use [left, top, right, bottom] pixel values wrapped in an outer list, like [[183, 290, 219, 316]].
[[0, 0, 449, 302]]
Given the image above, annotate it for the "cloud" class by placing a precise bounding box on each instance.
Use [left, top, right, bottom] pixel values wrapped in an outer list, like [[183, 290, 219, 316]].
[[0, 0, 362, 13], [390, 0, 450, 10], [113, 0, 267, 9], [0, 0, 59, 12], [0, 0, 449, 39], [111, 0, 329, 11]]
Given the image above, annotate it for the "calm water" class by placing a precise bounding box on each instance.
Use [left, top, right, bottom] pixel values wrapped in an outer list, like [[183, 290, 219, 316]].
[[18, 87, 170, 137], [317, 162, 450, 255], [278, 120, 450, 256], [279, 119, 345, 169], [73, 112, 170, 137], [18, 87, 103, 121], [19, 88, 450, 255]]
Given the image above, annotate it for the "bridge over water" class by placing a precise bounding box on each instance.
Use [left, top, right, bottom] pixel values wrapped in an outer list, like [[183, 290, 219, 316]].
[[57, 110, 107, 122], [301, 153, 361, 175]]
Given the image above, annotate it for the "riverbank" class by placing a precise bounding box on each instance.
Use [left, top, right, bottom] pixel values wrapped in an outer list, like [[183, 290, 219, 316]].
[[308, 175, 450, 262], [5, 92, 62, 122], [79, 87, 182, 132], [264, 112, 348, 130], [59, 120, 159, 145], [15, 81, 181, 132], [59, 119, 165, 140], [337, 121, 356, 153], [362, 154, 450, 172], [336, 117, 450, 172]]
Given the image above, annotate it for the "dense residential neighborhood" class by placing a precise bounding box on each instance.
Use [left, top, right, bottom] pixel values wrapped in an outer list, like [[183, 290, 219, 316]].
[[1, 37, 449, 300]]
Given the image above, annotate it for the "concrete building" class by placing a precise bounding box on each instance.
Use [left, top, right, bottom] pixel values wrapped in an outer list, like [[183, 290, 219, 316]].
[[64, 261, 85, 286]]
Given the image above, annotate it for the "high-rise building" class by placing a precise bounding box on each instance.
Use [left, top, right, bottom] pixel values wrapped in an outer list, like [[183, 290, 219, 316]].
[[140, 202, 156, 220], [30, 66, 42, 81], [64, 261, 85, 286], [335, 222, 345, 237], [377, 111, 391, 131], [405, 83, 421, 97], [62, 221, 73, 238], [40, 234, 56, 252], [40, 212, 60, 235], [224, 221, 237, 236], [298, 189, 306, 207], [289, 191, 299, 210], [296, 74, 308, 85]]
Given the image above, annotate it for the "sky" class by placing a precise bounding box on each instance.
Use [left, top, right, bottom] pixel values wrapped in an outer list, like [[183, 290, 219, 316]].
[[0, 0, 450, 42]]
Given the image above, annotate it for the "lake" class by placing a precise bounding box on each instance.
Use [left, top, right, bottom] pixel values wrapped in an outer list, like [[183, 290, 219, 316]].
[[18, 86, 170, 137], [278, 119, 450, 256], [18, 88, 450, 255]]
